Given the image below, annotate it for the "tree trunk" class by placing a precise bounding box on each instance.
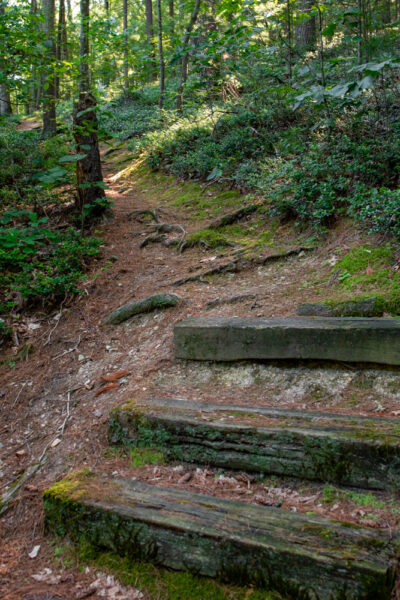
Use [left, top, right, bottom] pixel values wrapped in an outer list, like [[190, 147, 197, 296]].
[[169, 0, 174, 35], [55, 0, 67, 99], [295, 0, 316, 49], [176, 0, 201, 112], [0, 1, 11, 115], [0, 84, 11, 116], [145, 0, 156, 80], [42, 0, 57, 137], [74, 0, 111, 224], [104, 0, 109, 10], [123, 0, 129, 90], [80, 0, 90, 94], [157, 0, 165, 107]]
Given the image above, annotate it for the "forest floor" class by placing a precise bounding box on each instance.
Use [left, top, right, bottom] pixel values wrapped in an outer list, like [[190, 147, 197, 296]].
[[2, 126, 400, 599]]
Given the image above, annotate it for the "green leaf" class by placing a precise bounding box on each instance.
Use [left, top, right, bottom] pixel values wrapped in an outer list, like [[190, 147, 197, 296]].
[[322, 23, 337, 37], [58, 154, 87, 163]]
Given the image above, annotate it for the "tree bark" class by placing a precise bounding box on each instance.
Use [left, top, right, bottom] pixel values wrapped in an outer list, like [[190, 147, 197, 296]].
[[169, 0, 174, 35], [176, 0, 201, 112], [0, 1, 11, 115], [157, 0, 165, 107], [73, 92, 110, 223], [295, 0, 316, 49], [74, 0, 111, 224], [123, 0, 129, 90], [55, 0, 67, 99], [42, 0, 57, 137], [145, 0, 156, 80]]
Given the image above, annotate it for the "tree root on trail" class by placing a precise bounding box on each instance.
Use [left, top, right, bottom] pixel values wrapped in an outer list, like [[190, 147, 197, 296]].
[[171, 246, 314, 286], [205, 293, 257, 308], [128, 209, 161, 223]]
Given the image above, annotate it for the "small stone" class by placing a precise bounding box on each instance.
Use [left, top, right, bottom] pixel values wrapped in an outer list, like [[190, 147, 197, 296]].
[[78, 354, 85, 361], [51, 438, 61, 448], [28, 545, 40, 559], [93, 409, 102, 418]]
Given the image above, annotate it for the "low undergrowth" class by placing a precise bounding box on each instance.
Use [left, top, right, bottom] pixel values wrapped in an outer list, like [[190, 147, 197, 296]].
[[71, 541, 281, 600], [101, 77, 400, 240], [0, 117, 103, 327]]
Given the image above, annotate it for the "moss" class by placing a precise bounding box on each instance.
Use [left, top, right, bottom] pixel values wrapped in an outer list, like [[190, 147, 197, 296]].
[[344, 491, 385, 509], [325, 243, 400, 314], [74, 543, 281, 600], [130, 447, 165, 467], [186, 228, 230, 248]]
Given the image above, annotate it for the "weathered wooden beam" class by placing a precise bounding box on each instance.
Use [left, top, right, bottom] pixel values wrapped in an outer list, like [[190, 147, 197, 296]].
[[109, 398, 400, 490], [43, 471, 398, 600], [174, 316, 400, 365]]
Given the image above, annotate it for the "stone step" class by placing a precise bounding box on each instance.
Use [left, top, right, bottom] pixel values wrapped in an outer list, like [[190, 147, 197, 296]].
[[109, 398, 400, 490], [44, 472, 398, 600], [174, 316, 400, 365]]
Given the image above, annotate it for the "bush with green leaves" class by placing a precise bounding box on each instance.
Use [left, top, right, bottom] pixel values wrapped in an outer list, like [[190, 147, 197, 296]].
[[0, 209, 101, 313]]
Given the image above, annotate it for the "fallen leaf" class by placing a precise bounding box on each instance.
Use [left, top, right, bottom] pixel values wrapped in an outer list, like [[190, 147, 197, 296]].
[[28, 545, 40, 559], [178, 471, 192, 484], [95, 383, 120, 396], [31, 568, 61, 584], [366, 265, 374, 275], [100, 370, 131, 383]]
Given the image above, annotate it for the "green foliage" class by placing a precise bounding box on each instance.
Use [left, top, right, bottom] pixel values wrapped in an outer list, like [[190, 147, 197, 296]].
[[0, 209, 101, 312], [130, 447, 165, 467]]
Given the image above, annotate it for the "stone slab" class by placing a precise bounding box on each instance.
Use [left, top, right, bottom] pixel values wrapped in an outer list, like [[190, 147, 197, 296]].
[[174, 316, 400, 365]]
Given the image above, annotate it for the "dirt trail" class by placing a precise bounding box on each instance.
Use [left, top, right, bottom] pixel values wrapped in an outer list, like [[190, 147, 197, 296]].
[[1, 142, 400, 599]]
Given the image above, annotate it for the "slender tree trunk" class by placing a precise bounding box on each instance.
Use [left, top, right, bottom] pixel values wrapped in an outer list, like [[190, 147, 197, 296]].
[[286, 0, 292, 80], [145, 0, 156, 80], [42, 0, 57, 137], [157, 0, 165, 108], [0, 2, 11, 115], [104, 0, 109, 9], [357, 0, 363, 66], [79, 0, 90, 93], [169, 0, 174, 35], [123, 0, 129, 90], [176, 0, 201, 112], [74, 0, 111, 224], [29, 0, 38, 112], [55, 0, 67, 99], [295, 0, 316, 49]]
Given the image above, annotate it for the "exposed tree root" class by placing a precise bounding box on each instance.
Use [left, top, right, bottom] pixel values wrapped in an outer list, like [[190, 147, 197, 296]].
[[171, 246, 314, 286]]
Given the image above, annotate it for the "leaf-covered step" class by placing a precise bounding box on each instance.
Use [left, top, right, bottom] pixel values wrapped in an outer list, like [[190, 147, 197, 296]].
[[174, 316, 400, 365], [109, 398, 400, 490], [43, 471, 398, 600]]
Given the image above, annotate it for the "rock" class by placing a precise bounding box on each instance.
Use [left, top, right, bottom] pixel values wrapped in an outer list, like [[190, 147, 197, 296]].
[[102, 293, 182, 325], [297, 297, 383, 318]]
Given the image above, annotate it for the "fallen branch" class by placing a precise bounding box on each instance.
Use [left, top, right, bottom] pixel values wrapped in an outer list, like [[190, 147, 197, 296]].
[[172, 246, 314, 286]]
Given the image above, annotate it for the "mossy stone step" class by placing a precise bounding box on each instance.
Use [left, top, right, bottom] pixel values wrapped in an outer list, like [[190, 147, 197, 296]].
[[109, 398, 400, 490], [44, 471, 398, 600], [174, 316, 400, 365]]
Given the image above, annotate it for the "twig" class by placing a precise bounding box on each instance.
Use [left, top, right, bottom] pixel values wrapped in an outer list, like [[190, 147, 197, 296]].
[[0, 391, 74, 518], [52, 334, 81, 360], [58, 392, 71, 435], [12, 382, 27, 408], [43, 303, 66, 347]]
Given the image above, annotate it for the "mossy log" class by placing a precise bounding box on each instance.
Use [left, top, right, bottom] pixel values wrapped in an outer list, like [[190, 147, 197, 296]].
[[43, 471, 398, 600], [109, 398, 400, 490], [174, 316, 400, 365], [102, 293, 181, 325]]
